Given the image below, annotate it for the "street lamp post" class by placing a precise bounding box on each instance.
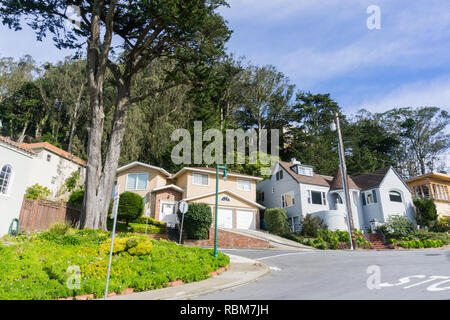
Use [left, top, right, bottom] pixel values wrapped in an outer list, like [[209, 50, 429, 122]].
[[214, 164, 227, 258]]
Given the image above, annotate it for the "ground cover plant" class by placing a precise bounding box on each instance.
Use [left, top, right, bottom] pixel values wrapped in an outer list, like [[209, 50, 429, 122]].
[[0, 227, 229, 300]]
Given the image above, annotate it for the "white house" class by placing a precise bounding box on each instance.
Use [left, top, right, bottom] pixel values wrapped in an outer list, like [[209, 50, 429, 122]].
[[0, 136, 35, 235], [257, 159, 415, 232], [25, 142, 86, 198], [0, 136, 86, 236]]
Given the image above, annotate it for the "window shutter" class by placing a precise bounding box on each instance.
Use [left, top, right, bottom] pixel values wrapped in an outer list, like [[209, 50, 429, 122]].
[[372, 190, 377, 203], [362, 193, 366, 206]]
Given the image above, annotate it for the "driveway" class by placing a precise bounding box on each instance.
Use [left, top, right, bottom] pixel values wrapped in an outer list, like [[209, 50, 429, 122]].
[[193, 248, 450, 300]]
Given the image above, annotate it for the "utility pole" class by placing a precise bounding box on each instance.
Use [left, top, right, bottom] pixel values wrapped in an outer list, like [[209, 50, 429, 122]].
[[334, 113, 356, 250]]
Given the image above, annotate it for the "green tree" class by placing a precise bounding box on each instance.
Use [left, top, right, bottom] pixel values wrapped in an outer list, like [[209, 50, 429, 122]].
[[0, 0, 231, 231], [177, 203, 212, 240], [413, 198, 437, 228], [117, 192, 144, 227], [264, 208, 289, 235]]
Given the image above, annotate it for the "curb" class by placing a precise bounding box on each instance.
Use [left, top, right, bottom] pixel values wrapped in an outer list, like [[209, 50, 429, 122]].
[[56, 264, 231, 300]]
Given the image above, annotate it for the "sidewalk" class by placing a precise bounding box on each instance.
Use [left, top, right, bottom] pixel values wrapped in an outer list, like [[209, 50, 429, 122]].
[[106, 254, 270, 300]]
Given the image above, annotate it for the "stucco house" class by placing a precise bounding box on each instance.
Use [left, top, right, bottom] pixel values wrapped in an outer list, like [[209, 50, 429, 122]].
[[116, 162, 265, 230], [0, 136, 35, 235], [0, 136, 87, 236], [406, 172, 450, 218], [256, 159, 415, 232]]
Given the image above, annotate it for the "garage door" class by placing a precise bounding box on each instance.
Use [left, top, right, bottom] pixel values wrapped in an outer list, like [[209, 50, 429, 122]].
[[217, 208, 233, 228], [236, 209, 255, 229]]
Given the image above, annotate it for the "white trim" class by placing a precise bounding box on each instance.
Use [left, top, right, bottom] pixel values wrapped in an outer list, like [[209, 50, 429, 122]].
[[151, 184, 185, 193], [0, 163, 14, 197], [183, 189, 265, 209], [117, 161, 171, 176], [170, 167, 263, 181]]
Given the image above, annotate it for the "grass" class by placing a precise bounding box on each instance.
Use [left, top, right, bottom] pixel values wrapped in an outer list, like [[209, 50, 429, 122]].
[[0, 228, 229, 300]]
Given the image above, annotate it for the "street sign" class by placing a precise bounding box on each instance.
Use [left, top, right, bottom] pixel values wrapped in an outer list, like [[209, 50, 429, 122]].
[[178, 201, 188, 244], [179, 201, 189, 214]]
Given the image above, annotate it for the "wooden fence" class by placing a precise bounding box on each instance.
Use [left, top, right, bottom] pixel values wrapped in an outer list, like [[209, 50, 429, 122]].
[[18, 197, 81, 233]]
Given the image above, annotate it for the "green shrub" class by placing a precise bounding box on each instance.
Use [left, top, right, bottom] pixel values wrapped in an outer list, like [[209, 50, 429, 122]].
[[25, 184, 51, 200], [414, 229, 450, 245], [413, 198, 437, 227], [177, 203, 212, 240], [300, 214, 327, 237], [264, 208, 289, 236], [49, 222, 72, 235], [117, 192, 144, 226], [380, 216, 415, 238], [67, 189, 84, 205], [128, 223, 166, 234], [133, 216, 166, 227]]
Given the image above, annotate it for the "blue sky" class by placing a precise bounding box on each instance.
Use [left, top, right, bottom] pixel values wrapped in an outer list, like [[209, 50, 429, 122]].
[[1, 0, 449, 116]]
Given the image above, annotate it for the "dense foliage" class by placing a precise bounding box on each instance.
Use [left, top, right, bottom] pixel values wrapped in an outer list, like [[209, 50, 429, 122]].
[[177, 203, 212, 240], [300, 214, 327, 237], [0, 228, 229, 299], [379, 216, 415, 238], [67, 190, 84, 205], [264, 208, 290, 236], [24, 184, 51, 200], [413, 198, 438, 227], [116, 192, 145, 227]]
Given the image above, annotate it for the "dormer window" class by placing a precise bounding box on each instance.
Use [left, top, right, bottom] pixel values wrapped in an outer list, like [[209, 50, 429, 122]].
[[296, 165, 313, 176], [275, 170, 283, 181]]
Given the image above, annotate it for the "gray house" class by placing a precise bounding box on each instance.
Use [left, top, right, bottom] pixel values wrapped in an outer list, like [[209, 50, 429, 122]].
[[257, 159, 415, 232]]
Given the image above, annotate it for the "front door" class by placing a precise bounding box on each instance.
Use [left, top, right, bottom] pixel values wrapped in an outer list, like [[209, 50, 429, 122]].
[[159, 201, 178, 225]]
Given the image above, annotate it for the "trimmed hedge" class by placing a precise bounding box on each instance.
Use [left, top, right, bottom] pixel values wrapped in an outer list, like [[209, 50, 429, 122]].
[[398, 239, 444, 248], [133, 217, 166, 227], [177, 203, 212, 240], [117, 192, 144, 226], [128, 223, 166, 234], [264, 208, 289, 235]]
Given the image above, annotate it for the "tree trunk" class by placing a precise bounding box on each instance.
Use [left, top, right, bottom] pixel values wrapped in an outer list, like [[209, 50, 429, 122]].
[[17, 121, 28, 143]]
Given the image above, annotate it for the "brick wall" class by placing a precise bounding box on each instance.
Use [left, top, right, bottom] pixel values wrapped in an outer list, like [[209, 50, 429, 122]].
[[184, 228, 269, 248], [154, 189, 183, 220]]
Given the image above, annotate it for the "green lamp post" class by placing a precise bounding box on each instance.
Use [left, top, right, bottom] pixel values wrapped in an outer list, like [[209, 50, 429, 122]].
[[214, 164, 227, 258]]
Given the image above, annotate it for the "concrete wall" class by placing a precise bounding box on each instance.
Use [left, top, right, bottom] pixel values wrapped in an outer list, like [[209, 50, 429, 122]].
[[0, 144, 34, 235]]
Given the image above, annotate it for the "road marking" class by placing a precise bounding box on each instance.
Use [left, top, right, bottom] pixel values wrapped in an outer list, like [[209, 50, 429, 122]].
[[255, 251, 314, 261], [269, 266, 282, 271]]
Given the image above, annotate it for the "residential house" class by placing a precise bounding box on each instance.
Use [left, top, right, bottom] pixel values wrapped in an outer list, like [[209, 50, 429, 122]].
[[115, 162, 265, 230], [0, 136, 35, 235], [256, 159, 415, 232], [0, 136, 87, 235], [406, 172, 450, 218]]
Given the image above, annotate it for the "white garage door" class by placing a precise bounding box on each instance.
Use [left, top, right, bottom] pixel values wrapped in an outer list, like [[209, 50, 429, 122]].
[[236, 209, 255, 230], [217, 208, 233, 228]]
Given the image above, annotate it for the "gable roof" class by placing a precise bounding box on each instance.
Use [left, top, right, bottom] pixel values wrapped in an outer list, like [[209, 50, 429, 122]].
[[0, 135, 35, 155], [170, 166, 263, 181], [116, 161, 171, 176], [183, 189, 265, 209], [352, 166, 391, 190], [278, 161, 331, 187], [26, 142, 86, 166], [329, 167, 360, 190]]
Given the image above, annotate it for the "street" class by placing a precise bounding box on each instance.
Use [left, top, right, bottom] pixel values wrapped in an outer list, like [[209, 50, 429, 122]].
[[194, 248, 450, 300]]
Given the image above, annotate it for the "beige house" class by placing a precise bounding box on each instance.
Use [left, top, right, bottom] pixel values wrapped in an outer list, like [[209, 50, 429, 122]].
[[406, 172, 450, 218], [116, 162, 264, 230]]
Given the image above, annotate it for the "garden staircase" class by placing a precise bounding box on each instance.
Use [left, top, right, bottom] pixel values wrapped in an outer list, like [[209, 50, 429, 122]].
[[366, 233, 390, 250]]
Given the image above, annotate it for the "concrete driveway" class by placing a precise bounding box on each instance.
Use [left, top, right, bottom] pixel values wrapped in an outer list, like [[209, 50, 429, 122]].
[[193, 248, 450, 300]]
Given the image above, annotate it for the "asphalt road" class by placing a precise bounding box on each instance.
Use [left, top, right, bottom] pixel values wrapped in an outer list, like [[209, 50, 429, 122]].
[[195, 248, 450, 300]]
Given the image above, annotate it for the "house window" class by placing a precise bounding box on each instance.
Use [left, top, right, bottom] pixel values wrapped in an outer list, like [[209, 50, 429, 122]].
[[221, 196, 231, 202], [307, 190, 326, 205], [237, 179, 251, 191], [352, 191, 358, 206], [257, 192, 265, 202], [275, 170, 283, 181], [272, 187, 275, 193], [389, 190, 402, 202], [126, 173, 148, 191], [281, 192, 294, 208], [46, 154, 51, 162], [0, 165, 12, 195], [193, 173, 209, 186], [363, 190, 377, 205], [298, 166, 313, 176]]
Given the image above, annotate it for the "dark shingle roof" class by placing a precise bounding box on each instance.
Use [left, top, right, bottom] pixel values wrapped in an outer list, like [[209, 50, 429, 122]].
[[352, 166, 391, 190], [329, 167, 360, 190]]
